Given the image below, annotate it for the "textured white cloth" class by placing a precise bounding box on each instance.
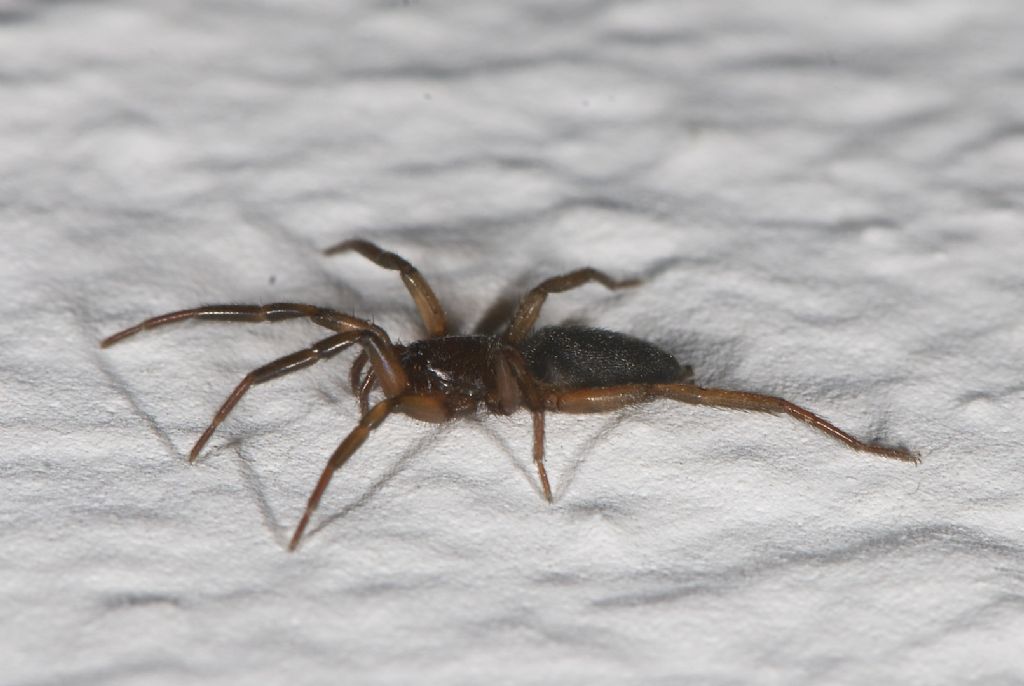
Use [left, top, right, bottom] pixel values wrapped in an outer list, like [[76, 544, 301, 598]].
[[4, 1, 1023, 684]]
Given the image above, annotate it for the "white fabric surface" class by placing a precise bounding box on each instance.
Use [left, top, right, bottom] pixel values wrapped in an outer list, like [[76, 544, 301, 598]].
[[3, 1, 1023, 684]]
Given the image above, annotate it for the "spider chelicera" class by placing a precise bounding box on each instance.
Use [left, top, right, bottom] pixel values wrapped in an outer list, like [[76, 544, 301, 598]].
[[101, 238, 918, 550]]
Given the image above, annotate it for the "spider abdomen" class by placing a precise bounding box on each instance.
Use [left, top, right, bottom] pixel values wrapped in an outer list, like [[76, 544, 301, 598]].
[[521, 325, 692, 389]]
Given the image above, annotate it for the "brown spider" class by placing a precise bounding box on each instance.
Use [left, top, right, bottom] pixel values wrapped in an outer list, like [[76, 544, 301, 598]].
[[101, 239, 918, 551]]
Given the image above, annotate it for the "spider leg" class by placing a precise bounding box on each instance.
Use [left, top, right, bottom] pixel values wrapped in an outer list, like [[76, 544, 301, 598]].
[[531, 409, 552, 502], [348, 350, 377, 415], [503, 268, 639, 344], [545, 383, 919, 463], [289, 397, 398, 551], [100, 303, 410, 396], [497, 347, 552, 501], [357, 369, 377, 416], [324, 238, 448, 337], [289, 392, 454, 551], [101, 303, 330, 347], [349, 350, 369, 395], [189, 332, 362, 462]]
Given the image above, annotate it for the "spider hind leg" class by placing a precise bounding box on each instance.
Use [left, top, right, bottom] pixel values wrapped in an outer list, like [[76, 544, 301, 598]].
[[544, 382, 918, 463]]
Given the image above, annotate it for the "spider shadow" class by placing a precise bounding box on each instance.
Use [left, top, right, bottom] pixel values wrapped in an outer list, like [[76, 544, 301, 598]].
[[473, 293, 520, 336], [473, 412, 630, 504], [92, 343, 184, 462], [229, 425, 443, 549], [229, 438, 285, 543], [305, 425, 446, 543], [290, 425, 444, 547], [469, 416, 546, 501], [552, 412, 638, 502]]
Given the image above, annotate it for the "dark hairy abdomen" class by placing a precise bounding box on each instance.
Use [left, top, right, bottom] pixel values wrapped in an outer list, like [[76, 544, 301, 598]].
[[521, 326, 691, 389]]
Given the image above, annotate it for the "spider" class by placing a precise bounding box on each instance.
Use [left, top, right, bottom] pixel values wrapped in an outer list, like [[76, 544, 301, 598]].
[[101, 238, 918, 550]]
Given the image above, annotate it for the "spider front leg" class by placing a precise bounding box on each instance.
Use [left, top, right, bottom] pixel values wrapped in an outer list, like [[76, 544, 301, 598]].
[[102, 303, 414, 461], [189, 331, 362, 462], [324, 238, 448, 337], [101, 302, 409, 396], [101, 303, 328, 348], [545, 383, 918, 463], [503, 268, 639, 344]]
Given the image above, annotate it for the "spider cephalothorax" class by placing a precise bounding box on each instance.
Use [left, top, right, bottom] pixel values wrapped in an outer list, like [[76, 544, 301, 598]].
[[102, 238, 917, 551]]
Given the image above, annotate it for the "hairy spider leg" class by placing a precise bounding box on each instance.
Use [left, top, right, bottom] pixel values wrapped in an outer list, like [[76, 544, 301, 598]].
[[324, 238, 448, 338], [100, 303, 410, 396], [349, 350, 369, 395], [189, 331, 364, 462], [356, 365, 377, 416], [545, 383, 919, 463], [503, 268, 640, 344], [347, 350, 380, 416], [289, 392, 455, 551]]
